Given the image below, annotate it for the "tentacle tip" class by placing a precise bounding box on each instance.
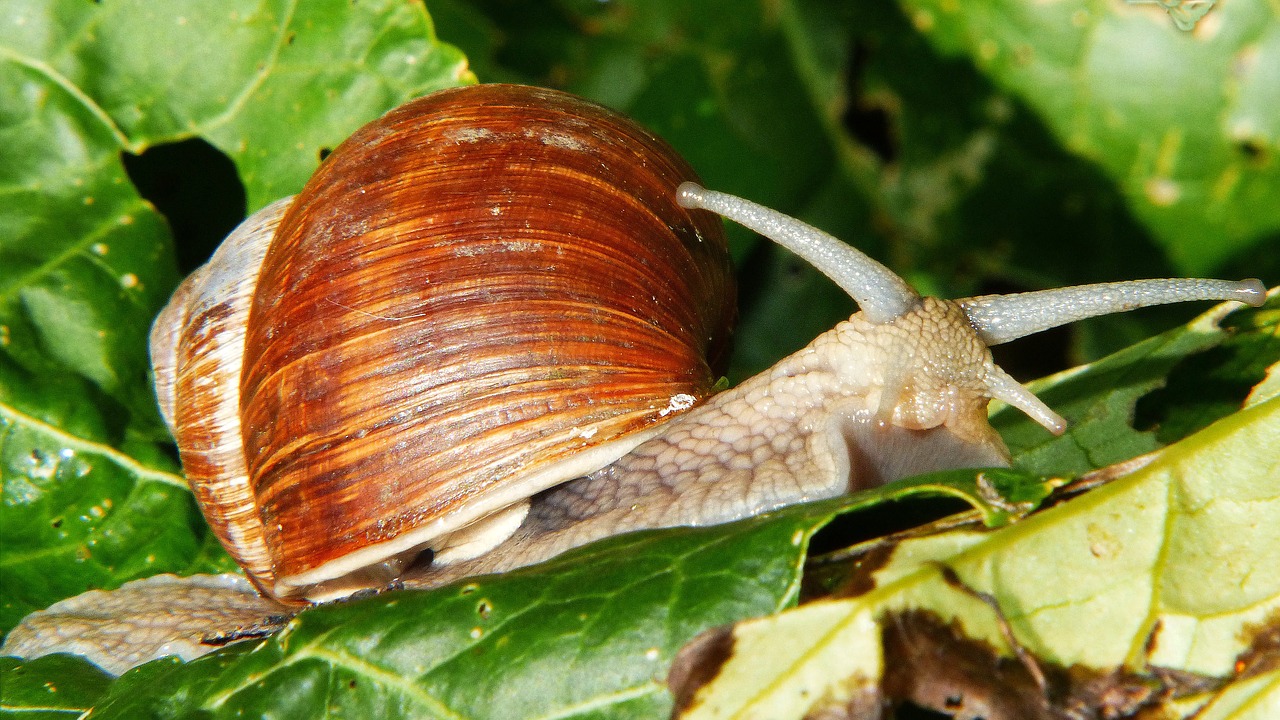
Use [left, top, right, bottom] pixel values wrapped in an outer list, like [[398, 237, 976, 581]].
[[1018, 400, 1067, 436], [676, 181, 706, 210], [1233, 278, 1267, 307], [985, 366, 1067, 436], [1040, 414, 1068, 436]]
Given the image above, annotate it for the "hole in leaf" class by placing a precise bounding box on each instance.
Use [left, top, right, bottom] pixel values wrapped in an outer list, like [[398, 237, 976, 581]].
[[807, 495, 969, 559], [121, 138, 246, 274], [318, 146, 333, 162], [843, 42, 899, 164], [1239, 139, 1267, 165], [1133, 339, 1264, 444]]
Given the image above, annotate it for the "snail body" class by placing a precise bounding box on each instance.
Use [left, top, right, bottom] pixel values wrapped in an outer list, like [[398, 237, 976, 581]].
[[419, 294, 1018, 586], [3, 84, 1265, 673]]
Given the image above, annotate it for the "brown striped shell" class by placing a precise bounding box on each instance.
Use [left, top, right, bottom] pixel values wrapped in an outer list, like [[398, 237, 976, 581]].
[[151, 84, 734, 604]]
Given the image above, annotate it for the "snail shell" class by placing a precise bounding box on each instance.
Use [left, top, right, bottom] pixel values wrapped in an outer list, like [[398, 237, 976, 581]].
[[151, 84, 735, 603]]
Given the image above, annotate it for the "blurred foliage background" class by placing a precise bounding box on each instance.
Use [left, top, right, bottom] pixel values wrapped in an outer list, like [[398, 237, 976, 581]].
[[410, 0, 1280, 384]]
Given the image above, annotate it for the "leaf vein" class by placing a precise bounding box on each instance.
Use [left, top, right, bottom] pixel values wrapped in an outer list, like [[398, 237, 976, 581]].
[[527, 682, 660, 720], [0, 403, 187, 490], [0, 47, 134, 151], [293, 646, 469, 720], [193, 0, 300, 136]]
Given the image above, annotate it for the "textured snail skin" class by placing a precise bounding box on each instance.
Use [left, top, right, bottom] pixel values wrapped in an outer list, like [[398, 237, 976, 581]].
[[0, 575, 285, 676]]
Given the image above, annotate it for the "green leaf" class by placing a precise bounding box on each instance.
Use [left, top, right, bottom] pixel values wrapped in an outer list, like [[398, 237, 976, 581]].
[[0, 392, 217, 632], [0, 654, 114, 719], [993, 296, 1279, 475], [84, 520, 808, 719], [35, 466, 1043, 718], [675, 385, 1280, 718], [0, 0, 469, 633], [896, 0, 1280, 275]]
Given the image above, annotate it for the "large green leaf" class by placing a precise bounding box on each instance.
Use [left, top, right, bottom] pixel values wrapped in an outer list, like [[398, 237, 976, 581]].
[[896, 0, 1280, 275], [3, 465, 1056, 718], [80, 516, 812, 720], [0, 0, 469, 632], [675, 367, 1280, 719]]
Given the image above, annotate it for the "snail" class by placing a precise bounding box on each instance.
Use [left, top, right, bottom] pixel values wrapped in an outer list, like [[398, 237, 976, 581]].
[[2, 84, 1266, 675]]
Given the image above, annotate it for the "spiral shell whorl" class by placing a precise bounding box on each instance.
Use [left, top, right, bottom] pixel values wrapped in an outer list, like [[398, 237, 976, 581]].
[[236, 85, 734, 595]]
